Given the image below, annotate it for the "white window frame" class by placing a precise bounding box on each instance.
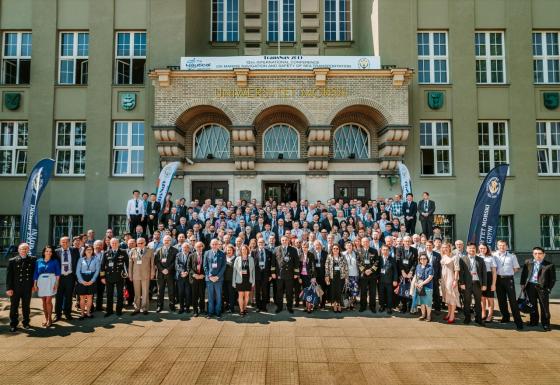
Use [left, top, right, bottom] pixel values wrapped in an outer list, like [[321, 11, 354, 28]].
[[58, 31, 89, 85], [267, 0, 296, 42], [0, 121, 28, 176], [0, 215, 20, 252], [417, 31, 449, 84], [1, 31, 31, 84], [533, 31, 560, 84], [324, 0, 353, 41], [262, 123, 300, 159], [193, 123, 231, 159], [497, 215, 515, 251], [477, 121, 510, 175], [211, 0, 239, 42], [537, 121, 560, 176], [475, 31, 506, 84], [114, 31, 146, 85], [540, 214, 560, 250], [333, 123, 370, 159], [419, 120, 452, 176], [51, 215, 83, 245], [55, 121, 86, 176], [112, 121, 144, 177]]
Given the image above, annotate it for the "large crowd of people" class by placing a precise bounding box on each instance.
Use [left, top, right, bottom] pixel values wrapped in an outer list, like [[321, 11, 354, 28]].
[[5, 190, 556, 333]]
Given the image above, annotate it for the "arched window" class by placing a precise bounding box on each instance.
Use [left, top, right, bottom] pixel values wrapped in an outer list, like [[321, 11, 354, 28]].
[[194, 124, 230, 159], [333, 124, 369, 159], [263, 124, 299, 159]]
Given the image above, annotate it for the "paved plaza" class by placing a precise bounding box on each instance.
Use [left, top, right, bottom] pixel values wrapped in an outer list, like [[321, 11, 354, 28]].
[[1, 299, 559, 385]]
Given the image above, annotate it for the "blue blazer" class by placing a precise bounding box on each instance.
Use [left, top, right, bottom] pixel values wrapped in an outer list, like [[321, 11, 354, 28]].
[[203, 249, 226, 282]]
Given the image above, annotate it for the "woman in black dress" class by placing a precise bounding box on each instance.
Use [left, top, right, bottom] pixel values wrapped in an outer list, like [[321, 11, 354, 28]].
[[223, 244, 237, 313], [233, 244, 255, 316], [325, 245, 349, 313]]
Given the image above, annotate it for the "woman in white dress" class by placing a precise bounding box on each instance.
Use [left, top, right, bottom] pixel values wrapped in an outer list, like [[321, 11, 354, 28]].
[[33, 246, 60, 327], [439, 242, 461, 324]]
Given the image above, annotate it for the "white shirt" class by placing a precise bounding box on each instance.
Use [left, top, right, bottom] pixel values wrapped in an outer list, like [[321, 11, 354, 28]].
[[483, 255, 498, 272], [493, 251, 519, 276], [127, 198, 145, 218]]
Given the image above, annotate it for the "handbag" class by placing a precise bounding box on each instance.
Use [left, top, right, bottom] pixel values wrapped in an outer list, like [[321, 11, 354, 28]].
[[517, 289, 535, 314], [398, 277, 411, 298]]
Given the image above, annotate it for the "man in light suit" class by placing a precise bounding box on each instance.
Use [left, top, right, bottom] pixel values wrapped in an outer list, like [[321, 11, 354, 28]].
[[128, 238, 155, 315], [418, 192, 436, 239], [204, 238, 226, 318]]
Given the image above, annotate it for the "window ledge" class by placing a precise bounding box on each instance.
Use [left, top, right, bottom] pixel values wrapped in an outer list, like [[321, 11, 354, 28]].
[[191, 159, 234, 163], [417, 83, 453, 87], [479, 174, 515, 179], [209, 41, 240, 47], [53, 175, 86, 179], [112, 84, 145, 88], [538, 175, 560, 179], [55, 84, 88, 88], [419, 175, 456, 179], [0, 175, 27, 179], [265, 41, 296, 47], [0, 84, 31, 88], [110, 175, 145, 179], [476, 83, 510, 88], [324, 41, 354, 47], [534, 83, 560, 87]]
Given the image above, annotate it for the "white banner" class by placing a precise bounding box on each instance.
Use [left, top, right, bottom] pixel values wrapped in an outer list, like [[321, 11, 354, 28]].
[[156, 162, 180, 206], [398, 162, 412, 197], [180, 55, 381, 71]]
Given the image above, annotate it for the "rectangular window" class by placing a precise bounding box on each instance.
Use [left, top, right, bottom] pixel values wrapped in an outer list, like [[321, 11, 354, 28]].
[[417, 31, 448, 84], [420, 121, 452, 176], [540, 214, 560, 250], [433, 214, 455, 243], [51, 215, 83, 245], [268, 0, 295, 42], [211, 0, 239, 42], [55, 121, 86, 176], [536, 121, 560, 175], [59, 32, 88, 85], [533, 31, 560, 84], [0, 121, 28, 176], [112, 121, 144, 176], [475, 31, 505, 84], [108, 215, 128, 238], [115, 32, 146, 85], [497, 215, 514, 251], [0, 215, 20, 252], [2, 32, 31, 84], [477, 121, 509, 175], [324, 0, 352, 41]]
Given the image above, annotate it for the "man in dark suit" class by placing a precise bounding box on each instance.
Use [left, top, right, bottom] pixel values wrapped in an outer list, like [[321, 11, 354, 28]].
[[403, 193, 417, 235], [54, 236, 80, 321], [312, 240, 329, 308], [357, 237, 380, 312], [100, 238, 129, 316], [459, 243, 488, 325], [154, 235, 178, 312], [520, 246, 556, 331], [187, 241, 206, 316], [133, 224, 147, 240], [6, 243, 36, 332], [395, 236, 418, 313], [320, 212, 338, 233], [425, 240, 442, 313], [146, 194, 161, 237], [272, 236, 299, 313], [272, 218, 287, 244], [252, 238, 274, 312], [378, 244, 398, 314], [176, 217, 188, 236], [418, 192, 436, 239]]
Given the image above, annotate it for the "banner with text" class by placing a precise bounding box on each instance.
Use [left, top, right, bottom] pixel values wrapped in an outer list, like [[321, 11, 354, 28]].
[[180, 56, 381, 71], [398, 162, 412, 197], [20, 158, 55, 256], [467, 164, 509, 249], [155, 162, 181, 207]]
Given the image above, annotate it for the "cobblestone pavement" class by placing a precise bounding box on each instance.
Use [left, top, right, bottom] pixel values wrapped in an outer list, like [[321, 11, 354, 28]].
[[1, 299, 559, 385]]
